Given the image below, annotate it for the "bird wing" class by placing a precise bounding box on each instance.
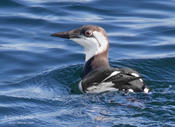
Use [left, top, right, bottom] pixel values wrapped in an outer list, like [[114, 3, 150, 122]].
[[82, 67, 145, 92]]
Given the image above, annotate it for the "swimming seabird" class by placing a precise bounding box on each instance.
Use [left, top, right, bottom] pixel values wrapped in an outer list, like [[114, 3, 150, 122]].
[[51, 25, 149, 93]]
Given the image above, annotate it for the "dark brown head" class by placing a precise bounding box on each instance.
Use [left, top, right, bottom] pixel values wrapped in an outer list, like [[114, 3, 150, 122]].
[[51, 25, 109, 61]]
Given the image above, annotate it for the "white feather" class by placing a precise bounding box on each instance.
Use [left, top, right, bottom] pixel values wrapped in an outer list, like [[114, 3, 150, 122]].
[[139, 79, 143, 82], [131, 73, 143, 82], [78, 80, 84, 93], [86, 82, 116, 93], [144, 88, 149, 93], [93, 31, 108, 54], [71, 31, 108, 61], [131, 73, 140, 77], [128, 89, 134, 93], [102, 71, 120, 82]]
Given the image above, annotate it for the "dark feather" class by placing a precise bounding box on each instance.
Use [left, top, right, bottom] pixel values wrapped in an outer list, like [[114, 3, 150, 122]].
[[81, 67, 148, 92]]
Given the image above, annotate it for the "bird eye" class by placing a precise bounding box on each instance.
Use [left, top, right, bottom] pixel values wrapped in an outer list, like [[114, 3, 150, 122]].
[[85, 30, 92, 37]]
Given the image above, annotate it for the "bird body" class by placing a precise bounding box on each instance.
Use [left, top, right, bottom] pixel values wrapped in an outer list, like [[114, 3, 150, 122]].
[[51, 25, 149, 93]]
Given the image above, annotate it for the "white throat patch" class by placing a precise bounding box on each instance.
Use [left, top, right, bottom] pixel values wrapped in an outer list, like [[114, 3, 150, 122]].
[[71, 31, 108, 61]]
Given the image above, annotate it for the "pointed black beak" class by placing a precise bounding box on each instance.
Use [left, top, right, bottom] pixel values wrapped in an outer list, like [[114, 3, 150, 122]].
[[51, 29, 81, 39], [51, 32, 71, 39]]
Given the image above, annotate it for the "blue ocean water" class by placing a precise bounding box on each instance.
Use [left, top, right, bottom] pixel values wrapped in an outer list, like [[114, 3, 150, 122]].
[[0, 0, 175, 126]]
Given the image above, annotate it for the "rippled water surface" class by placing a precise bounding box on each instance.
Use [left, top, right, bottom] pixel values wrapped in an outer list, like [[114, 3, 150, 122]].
[[0, 0, 175, 126]]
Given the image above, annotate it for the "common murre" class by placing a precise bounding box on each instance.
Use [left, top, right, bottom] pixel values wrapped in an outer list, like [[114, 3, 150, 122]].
[[51, 25, 149, 94]]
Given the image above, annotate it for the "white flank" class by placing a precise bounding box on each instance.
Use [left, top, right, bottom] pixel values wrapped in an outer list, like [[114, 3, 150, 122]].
[[86, 82, 116, 93], [78, 80, 84, 93], [102, 71, 120, 82]]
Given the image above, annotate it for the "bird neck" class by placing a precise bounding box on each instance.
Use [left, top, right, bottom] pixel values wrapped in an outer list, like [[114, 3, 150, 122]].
[[84, 47, 98, 62], [82, 49, 110, 78]]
